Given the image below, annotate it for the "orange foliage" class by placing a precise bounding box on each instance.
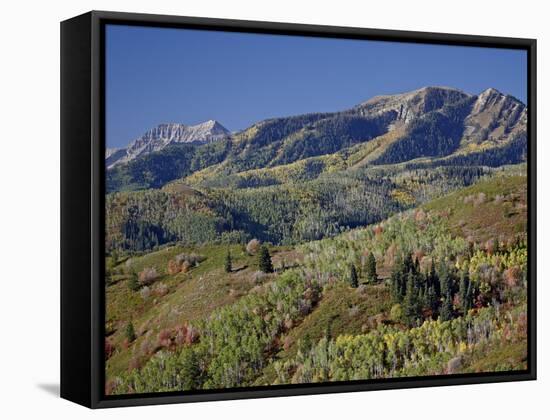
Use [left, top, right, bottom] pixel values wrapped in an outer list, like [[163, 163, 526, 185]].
[[167, 259, 180, 275], [373, 225, 384, 236], [504, 266, 522, 288]]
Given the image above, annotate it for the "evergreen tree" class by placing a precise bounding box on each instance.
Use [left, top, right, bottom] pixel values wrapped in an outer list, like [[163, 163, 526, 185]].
[[399, 257, 409, 297], [390, 270, 403, 303], [418, 284, 427, 309], [428, 258, 435, 287], [366, 252, 377, 283], [128, 270, 139, 292], [439, 259, 452, 298], [403, 253, 414, 275], [440, 294, 454, 321], [404, 271, 421, 326], [224, 249, 232, 273], [464, 279, 474, 313], [390, 254, 405, 303], [438, 259, 455, 321], [414, 257, 420, 274], [426, 285, 438, 317], [349, 264, 359, 288], [459, 271, 470, 312], [258, 245, 274, 273], [429, 258, 441, 298], [125, 321, 136, 343]]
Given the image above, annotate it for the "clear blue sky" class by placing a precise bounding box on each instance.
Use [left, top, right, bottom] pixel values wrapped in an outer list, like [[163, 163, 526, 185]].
[[106, 24, 527, 149]]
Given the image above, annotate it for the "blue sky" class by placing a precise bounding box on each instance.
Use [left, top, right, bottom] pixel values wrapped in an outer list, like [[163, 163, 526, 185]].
[[106, 24, 527, 149]]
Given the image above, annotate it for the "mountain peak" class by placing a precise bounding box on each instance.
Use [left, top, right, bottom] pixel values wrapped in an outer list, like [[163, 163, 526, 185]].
[[473, 87, 525, 109], [416, 85, 468, 94], [463, 88, 526, 144], [480, 87, 502, 96], [195, 119, 226, 130], [355, 86, 470, 124], [476, 88, 526, 106], [363, 86, 467, 102], [106, 120, 231, 168]]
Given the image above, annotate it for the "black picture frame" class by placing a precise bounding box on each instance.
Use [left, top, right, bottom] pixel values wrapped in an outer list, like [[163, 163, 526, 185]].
[[61, 10, 537, 409]]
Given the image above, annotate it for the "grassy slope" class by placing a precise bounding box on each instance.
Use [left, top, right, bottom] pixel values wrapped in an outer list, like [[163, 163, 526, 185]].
[[106, 244, 299, 378], [424, 172, 527, 243], [460, 341, 527, 373]]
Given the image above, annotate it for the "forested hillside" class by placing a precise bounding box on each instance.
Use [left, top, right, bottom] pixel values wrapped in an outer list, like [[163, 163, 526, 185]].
[[105, 173, 528, 393], [106, 165, 492, 252]]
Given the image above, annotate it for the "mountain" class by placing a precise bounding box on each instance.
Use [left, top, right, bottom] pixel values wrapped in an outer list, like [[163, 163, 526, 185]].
[[462, 88, 527, 144], [353, 86, 526, 145], [366, 87, 527, 166], [107, 120, 231, 168], [106, 87, 527, 192], [354, 86, 470, 124], [183, 86, 526, 186]]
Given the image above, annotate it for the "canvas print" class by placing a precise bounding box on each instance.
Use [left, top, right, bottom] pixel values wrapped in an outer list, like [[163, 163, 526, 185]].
[[104, 24, 529, 395]]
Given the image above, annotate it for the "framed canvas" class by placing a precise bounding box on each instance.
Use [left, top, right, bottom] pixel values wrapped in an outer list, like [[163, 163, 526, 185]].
[[60, 10, 536, 408]]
